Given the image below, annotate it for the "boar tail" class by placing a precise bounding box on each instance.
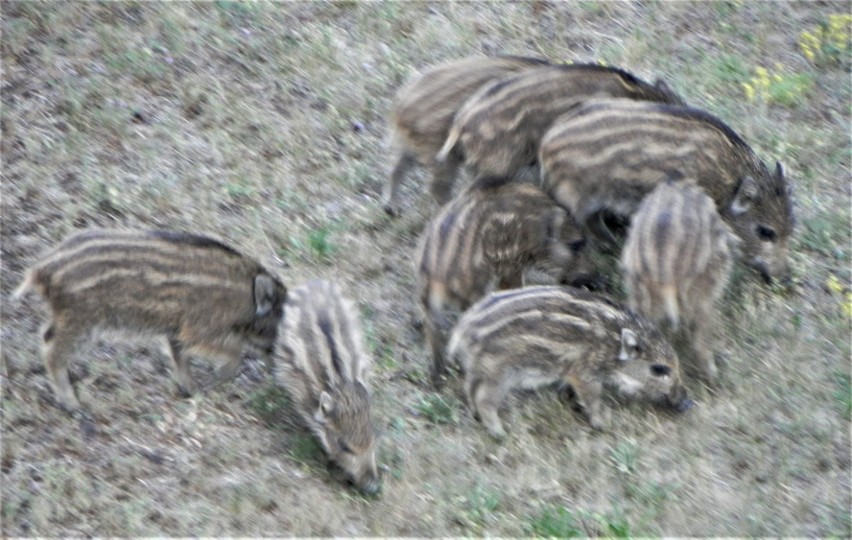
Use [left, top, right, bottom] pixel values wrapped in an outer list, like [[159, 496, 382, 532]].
[[436, 125, 462, 162], [660, 284, 680, 330]]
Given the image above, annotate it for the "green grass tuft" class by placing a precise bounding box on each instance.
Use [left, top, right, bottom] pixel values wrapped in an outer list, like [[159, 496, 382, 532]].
[[246, 384, 293, 428], [307, 226, 335, 262], [833, 370, 852, 420], [415, 393, 459, 425], [527, 505, 631, 538], [288, 433, 326, 467]]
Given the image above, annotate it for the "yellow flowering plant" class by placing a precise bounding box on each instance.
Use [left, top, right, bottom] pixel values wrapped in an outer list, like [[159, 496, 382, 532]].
[[741, 63, 812, 107], [799, 14, 851, 66]]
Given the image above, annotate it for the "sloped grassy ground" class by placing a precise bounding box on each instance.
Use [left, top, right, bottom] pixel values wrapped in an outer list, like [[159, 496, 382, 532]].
[[1, 1, 849, 536]]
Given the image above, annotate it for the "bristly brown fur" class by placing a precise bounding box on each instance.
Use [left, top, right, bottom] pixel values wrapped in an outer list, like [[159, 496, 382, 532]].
[[433, 64, 684, 202], [415, 179, 595, 388], [539, 97, 793, 281], [274, 279, 380, 494], [447, 286, 690, 439], [384, 55, 550, 215], [17, 228, 287, 413], [621, 181, 737, 381]]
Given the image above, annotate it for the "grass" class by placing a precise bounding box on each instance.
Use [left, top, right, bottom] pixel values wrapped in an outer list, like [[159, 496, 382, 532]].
[[455, 484, 501, 531], [414, 393, 460, 426], [246, 384, 292, 429], [833, 370, 852, 421], [1, 1, 849, 537], [527, 505, 631, 538]]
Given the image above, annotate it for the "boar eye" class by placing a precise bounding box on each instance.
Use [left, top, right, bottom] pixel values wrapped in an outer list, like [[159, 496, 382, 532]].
[[338, 439, 353, 454], [568, 239, 587, 252], [650, 364, 671, 377], [756, 225, 777, 242]]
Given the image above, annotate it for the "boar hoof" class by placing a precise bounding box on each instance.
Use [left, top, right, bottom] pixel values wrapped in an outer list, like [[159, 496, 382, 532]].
[[41, 389, 81, 416], [587, 418, 605, 431], [176, 384, 196, 399], [487, 427, 507, 442], [383, 203, 401, 217], [76, 411, 98, 438]]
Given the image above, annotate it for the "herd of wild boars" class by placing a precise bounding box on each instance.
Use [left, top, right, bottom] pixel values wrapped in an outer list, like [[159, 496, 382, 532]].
[[15, 53, 794, 495], [392, 55, 793, 435]]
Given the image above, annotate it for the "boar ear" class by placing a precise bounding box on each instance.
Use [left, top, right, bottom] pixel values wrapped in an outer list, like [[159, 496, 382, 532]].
[[775, 161, 784, 182], [315, 391, 334, 422], [619, 328, 639, 362], [254, 274, 278, 316], [730, 176, 758, 216]]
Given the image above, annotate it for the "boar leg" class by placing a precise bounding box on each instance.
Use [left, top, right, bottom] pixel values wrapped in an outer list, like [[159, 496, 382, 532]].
[[691, 306, 719, 381], [430, 152, 463, 205], [384, 149, 416, 216], [42, 321, 83, 413], [167, 338, 199, 398], [469, 378, 508, 440], [567, 372, 605, 430], [425, 315, 448, 389], [213, 353, 244, 385]]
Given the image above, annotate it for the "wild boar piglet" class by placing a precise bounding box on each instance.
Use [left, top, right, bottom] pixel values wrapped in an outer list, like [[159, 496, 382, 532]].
[[14, 229, 287, 413], [539, 98, 793, 282], [448, 285, 692, 440], [274, 279, 380, 495], [385, 55, 550, 215], [621, 179, 737, 380]]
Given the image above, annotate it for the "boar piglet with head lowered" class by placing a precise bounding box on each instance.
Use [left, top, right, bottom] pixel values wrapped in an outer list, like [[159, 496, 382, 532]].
[[274, 279, 380, 495], [448, 286, 692, 440]]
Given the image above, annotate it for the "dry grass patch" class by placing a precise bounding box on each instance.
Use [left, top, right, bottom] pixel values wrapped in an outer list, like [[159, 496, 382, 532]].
[[2, 1, 850, 537]]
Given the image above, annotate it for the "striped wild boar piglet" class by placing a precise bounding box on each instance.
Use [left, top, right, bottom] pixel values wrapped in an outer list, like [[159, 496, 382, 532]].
[[274, 279, 380, 495], [385, 55, 550, 215], [448, 286, 692, 440], [416, 176, 597, 388], [539, 98, 794, 282], [14, 229, 287, 414], [435, 63, 683, 199], [621, 180, 737, 381]]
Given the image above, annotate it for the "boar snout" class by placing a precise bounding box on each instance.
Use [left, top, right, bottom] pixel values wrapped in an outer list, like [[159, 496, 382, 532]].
[[667, 385, 693, 412], [350, 461, 381, 496], [357, 473, 382, 496]]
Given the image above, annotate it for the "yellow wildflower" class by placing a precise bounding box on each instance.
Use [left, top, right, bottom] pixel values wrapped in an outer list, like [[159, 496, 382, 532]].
[[827, 273, 844, 295]]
